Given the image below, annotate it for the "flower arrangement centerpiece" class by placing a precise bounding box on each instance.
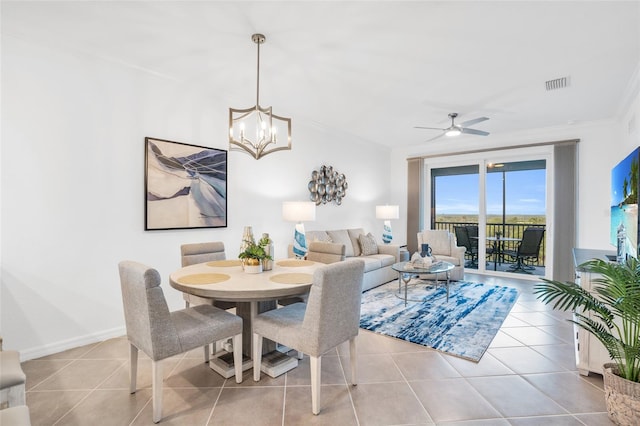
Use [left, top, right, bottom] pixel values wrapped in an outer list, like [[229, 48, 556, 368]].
[[239, 233, 273, 273]]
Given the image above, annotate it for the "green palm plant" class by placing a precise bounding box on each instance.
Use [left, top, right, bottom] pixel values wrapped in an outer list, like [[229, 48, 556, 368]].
[[533, 257, 640, 382]]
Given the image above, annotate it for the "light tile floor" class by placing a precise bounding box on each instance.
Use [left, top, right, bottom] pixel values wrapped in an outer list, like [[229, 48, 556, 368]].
[[22, 273, 613, 425]]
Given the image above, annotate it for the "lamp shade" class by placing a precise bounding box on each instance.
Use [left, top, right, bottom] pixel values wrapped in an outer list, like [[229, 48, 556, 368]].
[[376, 205, 399, 220], [283, 201, 316, 222]]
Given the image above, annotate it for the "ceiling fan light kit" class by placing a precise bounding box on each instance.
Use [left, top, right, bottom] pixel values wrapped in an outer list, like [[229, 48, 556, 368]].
[[415, 112, 489, 142]]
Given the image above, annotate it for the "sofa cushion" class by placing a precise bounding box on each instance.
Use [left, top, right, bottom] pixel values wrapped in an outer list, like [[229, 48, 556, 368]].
[[306, 230, 332, 243], [368, 253, 395, 267], [327, 229, 355, 257], [348, 228, 365, 256], [360, 256, 382, 273], [358, 232, 378, 256]]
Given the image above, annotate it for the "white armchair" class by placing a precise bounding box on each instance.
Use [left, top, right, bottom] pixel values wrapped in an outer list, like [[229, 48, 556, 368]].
[[417, 230, 465, 280]]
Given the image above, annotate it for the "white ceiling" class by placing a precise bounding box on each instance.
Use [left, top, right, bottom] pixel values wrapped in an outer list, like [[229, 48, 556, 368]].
[[2, 1, 639, 148]]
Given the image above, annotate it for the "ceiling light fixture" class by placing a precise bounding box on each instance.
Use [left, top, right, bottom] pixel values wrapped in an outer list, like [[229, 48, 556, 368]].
[[445, 128, 461, 137], [229, 34, 292, 160]]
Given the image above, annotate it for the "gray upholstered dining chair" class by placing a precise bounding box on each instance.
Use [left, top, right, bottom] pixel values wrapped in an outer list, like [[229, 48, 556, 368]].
[[180, 242, 236, 310], [278, 241, 347, 307], [0, 405, 31, 425], [0, 337, 26, 409], [118, 260, 243, 423], [181, 242, 238, 357], [252, 259, 365, 415]]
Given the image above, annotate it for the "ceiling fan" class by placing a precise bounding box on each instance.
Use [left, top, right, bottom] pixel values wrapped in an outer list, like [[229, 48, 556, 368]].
[[415, 113, 490, 141]]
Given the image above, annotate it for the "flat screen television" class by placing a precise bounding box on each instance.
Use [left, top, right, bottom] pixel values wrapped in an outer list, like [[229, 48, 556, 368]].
[[610, 146, 640, 260]]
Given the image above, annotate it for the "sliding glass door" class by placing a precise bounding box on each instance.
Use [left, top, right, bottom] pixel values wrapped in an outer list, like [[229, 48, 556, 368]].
[[431, 165, 480, 270], [485, 160, 547, 275], [429, 155, 548, 277]]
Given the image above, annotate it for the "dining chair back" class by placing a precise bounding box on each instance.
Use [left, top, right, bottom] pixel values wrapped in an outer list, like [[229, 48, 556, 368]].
[[278, 241, 346, 307], [252, 259, 365, 415], [180, 242, 236, 311], [180, 241, 226, 267], [118, 260, 243, 423]]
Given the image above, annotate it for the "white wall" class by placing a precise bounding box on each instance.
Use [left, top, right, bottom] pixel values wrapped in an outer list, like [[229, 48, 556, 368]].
[[0, 36, 392, 358]]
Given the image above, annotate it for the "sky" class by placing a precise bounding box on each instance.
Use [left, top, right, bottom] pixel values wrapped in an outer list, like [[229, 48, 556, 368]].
[[611, 147, 638, 206], [435, 169, 547, 216]]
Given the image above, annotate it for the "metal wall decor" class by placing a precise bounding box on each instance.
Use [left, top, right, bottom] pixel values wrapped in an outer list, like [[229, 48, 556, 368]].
[[308, 165, 348, 205]]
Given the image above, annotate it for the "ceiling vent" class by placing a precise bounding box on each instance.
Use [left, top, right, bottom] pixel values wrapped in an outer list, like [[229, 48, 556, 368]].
[[545, 76, 570, 91]]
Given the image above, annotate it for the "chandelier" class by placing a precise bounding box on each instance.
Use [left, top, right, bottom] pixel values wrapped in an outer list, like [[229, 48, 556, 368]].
[[228, 34, 292, 160]]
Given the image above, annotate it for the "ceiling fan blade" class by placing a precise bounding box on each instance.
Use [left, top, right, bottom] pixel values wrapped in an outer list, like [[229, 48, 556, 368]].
[[414, 126, 445, 131], [461, 128, 490, 136], [425, 132, 445, 142], [459, 117, 489, 127]]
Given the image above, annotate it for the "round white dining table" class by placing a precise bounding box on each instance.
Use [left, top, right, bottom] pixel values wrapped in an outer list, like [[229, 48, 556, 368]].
[[169, 258, 322, 378]]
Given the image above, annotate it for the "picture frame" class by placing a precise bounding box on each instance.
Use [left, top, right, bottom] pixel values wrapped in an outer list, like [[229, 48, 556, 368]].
[[145, 137, 227, 230]]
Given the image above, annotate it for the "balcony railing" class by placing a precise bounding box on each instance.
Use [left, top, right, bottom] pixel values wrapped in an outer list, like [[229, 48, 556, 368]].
[[434, 221, 546, 267]]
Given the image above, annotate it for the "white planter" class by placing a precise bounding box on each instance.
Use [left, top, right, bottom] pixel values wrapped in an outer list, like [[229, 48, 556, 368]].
[[244, 264, 263, 274]]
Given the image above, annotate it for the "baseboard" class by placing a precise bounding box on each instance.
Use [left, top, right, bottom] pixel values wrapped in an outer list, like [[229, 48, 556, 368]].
[[20, 326, 126, 361]]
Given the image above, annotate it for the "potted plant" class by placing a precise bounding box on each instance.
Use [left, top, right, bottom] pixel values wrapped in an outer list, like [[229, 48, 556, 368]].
[[533, 257, 640, 425], [238, 236, 272, 274]]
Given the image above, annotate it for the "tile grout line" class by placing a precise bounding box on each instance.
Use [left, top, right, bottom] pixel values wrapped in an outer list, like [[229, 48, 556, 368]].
[[52, 358, 128, 425], [26, 358, 80, 392], [386, 350, 435, 424], [337, 347, 361, 426], [204, 381, 225, 426]]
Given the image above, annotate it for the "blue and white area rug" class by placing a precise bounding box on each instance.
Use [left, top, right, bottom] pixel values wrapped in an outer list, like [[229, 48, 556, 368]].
[[359, 280, 519, 362]]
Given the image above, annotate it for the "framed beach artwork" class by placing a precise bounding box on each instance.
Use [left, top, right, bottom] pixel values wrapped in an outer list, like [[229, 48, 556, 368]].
[[145, 137, 227, 230], [610, 146, 639, 259]]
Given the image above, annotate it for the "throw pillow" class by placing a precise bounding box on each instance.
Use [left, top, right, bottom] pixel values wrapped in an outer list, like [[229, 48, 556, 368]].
[[348, 228, 365, 257], [327, 230, 355, 257], [359, 233, 378, 256], [306, 230, 332, 243]]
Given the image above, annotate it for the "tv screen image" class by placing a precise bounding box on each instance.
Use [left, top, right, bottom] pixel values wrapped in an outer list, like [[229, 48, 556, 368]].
[[610, 146, 640, 260]]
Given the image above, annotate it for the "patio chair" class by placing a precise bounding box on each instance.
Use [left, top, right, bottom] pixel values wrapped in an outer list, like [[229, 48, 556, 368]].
[[503, 227, 545, 273], [454, 226, 477, 267]]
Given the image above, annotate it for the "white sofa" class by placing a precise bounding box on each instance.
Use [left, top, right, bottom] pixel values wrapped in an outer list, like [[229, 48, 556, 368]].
[[416, 230, 466, 281], [290, 228, 400, 292]]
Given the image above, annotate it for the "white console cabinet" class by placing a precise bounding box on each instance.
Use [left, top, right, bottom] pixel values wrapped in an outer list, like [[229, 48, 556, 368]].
[[573, 248, 615, 376]]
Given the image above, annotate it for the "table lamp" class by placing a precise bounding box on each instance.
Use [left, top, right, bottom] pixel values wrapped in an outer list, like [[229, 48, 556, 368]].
[[376, 205, 399, 244], [283, 201, 316, 258]]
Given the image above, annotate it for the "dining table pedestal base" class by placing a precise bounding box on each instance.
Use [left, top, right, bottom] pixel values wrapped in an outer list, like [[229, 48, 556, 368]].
[[260, 350, 298, 378], [208, 349, 298, 379], [209, 352, 253, 379]]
